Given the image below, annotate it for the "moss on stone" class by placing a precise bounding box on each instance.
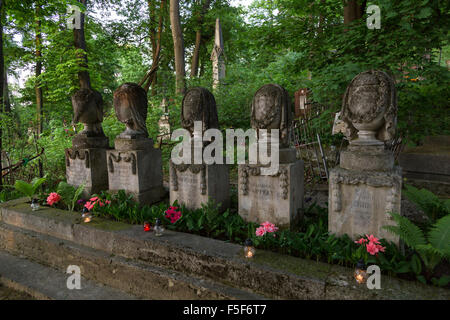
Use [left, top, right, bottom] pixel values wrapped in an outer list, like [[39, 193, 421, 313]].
[[248, 250, 331, 280], [84, 218, 131, 231]]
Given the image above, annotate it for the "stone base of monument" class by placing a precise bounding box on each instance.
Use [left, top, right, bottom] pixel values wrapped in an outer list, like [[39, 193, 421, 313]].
[[328, 164, 402, 244], [65, 147, 109, 195], [169, 162, 230, 212], [107, 138, 165, 206], [238, 150, 304, 229]]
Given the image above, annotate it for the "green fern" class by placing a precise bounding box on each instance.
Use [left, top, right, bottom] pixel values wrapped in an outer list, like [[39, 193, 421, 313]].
[[403, 184, 449, 223], [383, 212, 426, 248], [384, 212, 450, 275], [428, 214, 450, 258]]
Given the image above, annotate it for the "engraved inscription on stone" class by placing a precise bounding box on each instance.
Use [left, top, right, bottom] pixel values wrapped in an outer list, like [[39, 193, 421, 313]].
[[67, 159, 90, 186], [351, 188, 373, 228], [248, 182, 282, 201], [178, 173, 199, 187]]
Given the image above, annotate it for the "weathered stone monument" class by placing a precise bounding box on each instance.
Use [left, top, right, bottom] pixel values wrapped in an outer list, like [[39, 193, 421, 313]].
[[238, 84, 304, 229], [211, 18, 225, 89], [329, 70, 402, 244], [66, 88, 109, 195], [107, 83, 165, 205], [170, 87, 230, 212]]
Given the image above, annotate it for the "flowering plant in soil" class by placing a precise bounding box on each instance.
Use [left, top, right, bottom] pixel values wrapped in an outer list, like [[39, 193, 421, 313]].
[[47, 192, 61, 206], [165, 206, 182, 224], [84, 196, 111, 211], [354, 234, 386, 264]]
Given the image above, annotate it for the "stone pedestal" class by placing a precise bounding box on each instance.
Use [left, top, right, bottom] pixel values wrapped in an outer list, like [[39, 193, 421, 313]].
[[328, 145, 402, 244], [169, 162, 230, 212], [66, 148, 109, 195], [238, 148, 304, 229], [107, 138, 165, 205], [65, 135, 109, 196]]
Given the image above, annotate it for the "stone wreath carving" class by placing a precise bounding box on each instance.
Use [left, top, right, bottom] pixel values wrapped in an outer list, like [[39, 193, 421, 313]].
[[331, 167, 401, 214], [251, 84, 291, 147], [108, 152, 137, 175], [170, 161, 207, 195], [240, 165, 289, 200], [341, 70, 397, 143], [65, 149, 90, 169]]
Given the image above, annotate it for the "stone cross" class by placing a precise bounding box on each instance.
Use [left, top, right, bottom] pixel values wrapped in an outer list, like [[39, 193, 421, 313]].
[[210, 18, 225, 89]]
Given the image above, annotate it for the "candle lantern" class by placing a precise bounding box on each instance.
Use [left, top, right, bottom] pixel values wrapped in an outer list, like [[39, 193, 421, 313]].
[[244, 239, 255, 259], [154, 218, 165, 237], [81, 207, 92, 223], [143, 221, 151, 232], [31, 198, 40, 211], [354, 259, 367, 284]]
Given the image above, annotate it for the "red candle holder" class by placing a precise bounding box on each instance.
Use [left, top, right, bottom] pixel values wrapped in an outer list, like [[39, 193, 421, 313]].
[[144, 221, 151, 232]]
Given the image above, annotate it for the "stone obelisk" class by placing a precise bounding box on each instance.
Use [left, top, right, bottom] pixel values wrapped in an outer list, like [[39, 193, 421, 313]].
[[211, 18, 225, 89]]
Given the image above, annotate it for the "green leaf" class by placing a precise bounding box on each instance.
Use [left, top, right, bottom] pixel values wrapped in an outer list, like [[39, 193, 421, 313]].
[[14, 180, 34, 199], [428, 215, 450, 257], [410, 254, 422, 275], [383, 212, 426, 249]]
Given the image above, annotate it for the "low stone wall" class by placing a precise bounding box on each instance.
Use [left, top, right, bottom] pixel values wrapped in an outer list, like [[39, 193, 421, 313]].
[[1, 198, 448, 300]]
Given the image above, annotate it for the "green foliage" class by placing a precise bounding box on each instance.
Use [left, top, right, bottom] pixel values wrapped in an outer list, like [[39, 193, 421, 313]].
[[403, 184, 450, 224], [13, 176, 47, 201], [56, 181, 85, 212], [384, 212, 450, 280]]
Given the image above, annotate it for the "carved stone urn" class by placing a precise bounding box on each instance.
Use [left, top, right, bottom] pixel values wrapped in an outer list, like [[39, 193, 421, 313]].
[[341, 70, 397, 146]]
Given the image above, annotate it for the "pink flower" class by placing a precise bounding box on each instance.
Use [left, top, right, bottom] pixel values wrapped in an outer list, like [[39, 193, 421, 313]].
[[255, 227, 266, 237], [366, 234, 380, 244], [354, 238, 368, 245], [366, 241, 379, 255], [105, 200, 111, 205], [90, 196, 99, 202], [165, 206, 181, 224], [47, 193, 61, 206], [261, 221, 278, 233], [84, 201, 94, 211]]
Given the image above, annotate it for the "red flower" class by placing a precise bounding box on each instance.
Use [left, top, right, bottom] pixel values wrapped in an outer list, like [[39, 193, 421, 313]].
[[47, 193, 61, 206], [165, 206, 182, 224]]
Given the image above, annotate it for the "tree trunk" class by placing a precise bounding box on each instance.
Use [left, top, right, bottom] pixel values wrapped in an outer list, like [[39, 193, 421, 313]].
[[0, 0, 4, 190], [343, 0, 365, 24], [169, 0, 185, 95], [35, 4, 44, 178], [74, 0, 91, 89], [190, 0, 211, 78]]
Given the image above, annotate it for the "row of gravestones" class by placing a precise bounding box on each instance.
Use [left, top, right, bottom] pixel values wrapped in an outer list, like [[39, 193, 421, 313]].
[[66, 70, 402, 244]]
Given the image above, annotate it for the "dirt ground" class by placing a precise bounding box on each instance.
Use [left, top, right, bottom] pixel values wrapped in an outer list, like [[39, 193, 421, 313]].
[[0, 284, 35, 300]]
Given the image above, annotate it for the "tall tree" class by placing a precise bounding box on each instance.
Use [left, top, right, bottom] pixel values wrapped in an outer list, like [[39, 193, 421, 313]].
[[0, 0, 3, 189], [190, 0, 211, 78], [74, 0, 91, 89], [35, 2, 43, 178], [169, 0, 185, 94], [343, 0, 366, 24]]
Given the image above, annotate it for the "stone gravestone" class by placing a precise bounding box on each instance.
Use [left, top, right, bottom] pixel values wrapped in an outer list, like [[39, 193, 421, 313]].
[[238, 84, 304, 229], [328, 70, 402, 244], [107, 83, 165, 205], [66, 88, 109, 195], [170, 87, 230, 212]]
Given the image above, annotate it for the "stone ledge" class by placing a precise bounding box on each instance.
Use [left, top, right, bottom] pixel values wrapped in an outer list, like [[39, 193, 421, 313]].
[[1, 198, 449, 300]]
